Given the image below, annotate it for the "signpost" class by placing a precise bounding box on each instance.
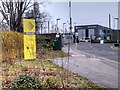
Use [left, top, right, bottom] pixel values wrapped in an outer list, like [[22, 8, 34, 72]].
[[23, 19, 36, 60]]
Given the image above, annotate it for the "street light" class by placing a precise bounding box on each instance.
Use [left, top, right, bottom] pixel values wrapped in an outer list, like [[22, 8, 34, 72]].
[[40, 23, 43, 34], [114, 17, 119, 43], [69, 1, 72, 33], [5, 12, 10, 30], [63, 23, 66, 33], [48, 21, 50, 33], [56, 18, 60, 33], [66, 21, 76, 33]]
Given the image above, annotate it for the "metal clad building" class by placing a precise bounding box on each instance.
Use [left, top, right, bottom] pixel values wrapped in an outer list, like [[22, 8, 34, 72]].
[[78, 29, 85, 41], [118, 1, 120, 29], [74, 24, 110, 42]]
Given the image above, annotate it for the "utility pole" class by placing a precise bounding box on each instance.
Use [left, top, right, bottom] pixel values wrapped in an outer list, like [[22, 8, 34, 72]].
[[48, 21, 49, 33], [41, 24, 43, 34], [33, 2, 40, 33], [115, 18, 119, 43], [5, 13, 10, 30], [69, 1, 72, 33], [109, 14, 111, 29], [108, 14, 111, 41], [56, 18, 60, 33], [63, 23, 66, 33], [67, 1, 72, 85], [113, 16, 115, 29]]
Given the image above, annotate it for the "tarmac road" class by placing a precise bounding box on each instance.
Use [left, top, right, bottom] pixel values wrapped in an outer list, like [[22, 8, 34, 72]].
[[53, 44, 118, 88], [77, 42, 119, 63]]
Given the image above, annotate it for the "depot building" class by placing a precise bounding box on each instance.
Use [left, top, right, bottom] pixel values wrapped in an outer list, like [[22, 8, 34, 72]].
[[74, 24, 111, 42]]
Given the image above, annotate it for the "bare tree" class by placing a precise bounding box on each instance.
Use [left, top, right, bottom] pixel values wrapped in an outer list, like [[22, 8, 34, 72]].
[[0, 0, 46, 32], [0, 0, 35, 32], [25, 2, 51, 34]]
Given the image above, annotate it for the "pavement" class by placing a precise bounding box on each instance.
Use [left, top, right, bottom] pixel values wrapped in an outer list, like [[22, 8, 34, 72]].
[[53, 44, 118, 89]]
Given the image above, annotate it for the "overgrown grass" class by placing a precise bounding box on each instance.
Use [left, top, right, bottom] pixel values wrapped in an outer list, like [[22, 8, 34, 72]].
[[37, 48, 68, 60], [1, 31, 23, 62], [2, 59, 105, 89]]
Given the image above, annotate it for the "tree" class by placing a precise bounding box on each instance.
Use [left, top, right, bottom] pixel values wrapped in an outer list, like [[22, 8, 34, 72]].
[[0, 0, 45, 32], [25, 2, 51, 34], [0, 0, 34, 32]]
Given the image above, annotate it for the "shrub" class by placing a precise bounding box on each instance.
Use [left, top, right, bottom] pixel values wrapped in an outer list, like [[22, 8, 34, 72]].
[[1, 31, 23, 62], [44, 76, 60, 88], [11, 74, 41, 90], [36, 34, 56, 49], [114, 43, 120, 47]]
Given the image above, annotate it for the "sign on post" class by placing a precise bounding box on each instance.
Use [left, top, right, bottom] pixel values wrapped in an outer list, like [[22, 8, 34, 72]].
[[23, 19, 36, 60], [23, 19, 35, 32]]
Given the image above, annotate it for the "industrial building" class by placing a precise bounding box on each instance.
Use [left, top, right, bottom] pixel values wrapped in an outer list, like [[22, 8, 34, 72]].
[[74, 24, 111, 42], [118, 1, 120, 29]]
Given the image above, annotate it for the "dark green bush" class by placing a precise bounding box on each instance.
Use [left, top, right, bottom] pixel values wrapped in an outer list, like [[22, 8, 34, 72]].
[[11, 74, 41, 90], [114, 43, 120, 47]]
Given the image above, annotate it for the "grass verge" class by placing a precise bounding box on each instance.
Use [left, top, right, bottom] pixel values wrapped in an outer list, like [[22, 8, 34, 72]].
[[1, 31, 107, 89], [2, 50, 107, 89]]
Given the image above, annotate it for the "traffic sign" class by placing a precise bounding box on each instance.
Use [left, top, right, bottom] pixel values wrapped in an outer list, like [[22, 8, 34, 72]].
[[23, 19, 35, 32]]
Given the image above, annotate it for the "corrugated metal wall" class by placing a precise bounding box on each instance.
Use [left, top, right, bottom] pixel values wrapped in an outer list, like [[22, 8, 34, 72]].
[[118, 1, 120, 29], [111, 30, 120, 42]]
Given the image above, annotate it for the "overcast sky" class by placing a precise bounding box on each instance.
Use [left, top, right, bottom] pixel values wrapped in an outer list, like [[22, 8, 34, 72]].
[[41, 1, 118, 31], [0, 0, 118, 32]]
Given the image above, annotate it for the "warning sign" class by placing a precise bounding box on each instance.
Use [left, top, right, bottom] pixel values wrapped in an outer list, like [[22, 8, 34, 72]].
[[23, 19, 35, 32], [24, 35, 36, 60]]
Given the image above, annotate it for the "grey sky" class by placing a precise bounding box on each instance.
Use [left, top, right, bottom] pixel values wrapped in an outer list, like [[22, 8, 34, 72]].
[[42, 2, 118, 31]]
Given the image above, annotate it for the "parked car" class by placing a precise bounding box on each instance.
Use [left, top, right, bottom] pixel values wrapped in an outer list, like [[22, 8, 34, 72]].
[[79, 37, 90, 42]]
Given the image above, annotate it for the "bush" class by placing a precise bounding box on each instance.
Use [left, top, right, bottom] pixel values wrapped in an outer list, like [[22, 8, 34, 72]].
[[11, 74, 41, 90], [114, 43, 120, 47], [1, 31, 23, 61], [36, 34, 56, 49], [44, 76, 60, 88]]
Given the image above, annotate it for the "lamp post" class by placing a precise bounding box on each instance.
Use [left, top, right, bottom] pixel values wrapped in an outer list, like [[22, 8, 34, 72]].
[[5, 13, 10, 30], [63, 23, 66, 33], [113, 16, 115, 29], [69, 1, 72, 33], [73, 22, 76, 33], [114, 17, 119, 43], [48, 21, 49, 33], [41, 23, 43, 34], [56, 18, 60, 33]]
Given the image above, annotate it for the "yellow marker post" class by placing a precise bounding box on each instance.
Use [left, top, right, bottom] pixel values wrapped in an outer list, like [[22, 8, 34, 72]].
[[23, 19, 36, 60], [24, 35, 36, 60], [23, 19, 35, 32]]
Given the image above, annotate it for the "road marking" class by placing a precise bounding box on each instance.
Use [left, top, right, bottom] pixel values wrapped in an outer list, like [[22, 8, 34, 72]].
[[88, 44, 98, 51], [71, 54, 85, 57], [71, 55, 75, 57], [89, 58, 101, 61], [82, 55, 85, 56], [72, 44, 119, 64], [108, 52, 115, 54]]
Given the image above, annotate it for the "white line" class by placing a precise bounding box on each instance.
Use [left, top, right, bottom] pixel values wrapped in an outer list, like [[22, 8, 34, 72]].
[[72, 44, 119, 64]]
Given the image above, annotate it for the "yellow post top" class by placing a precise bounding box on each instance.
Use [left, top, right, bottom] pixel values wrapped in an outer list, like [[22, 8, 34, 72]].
[[23, 19, 35, 33]]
